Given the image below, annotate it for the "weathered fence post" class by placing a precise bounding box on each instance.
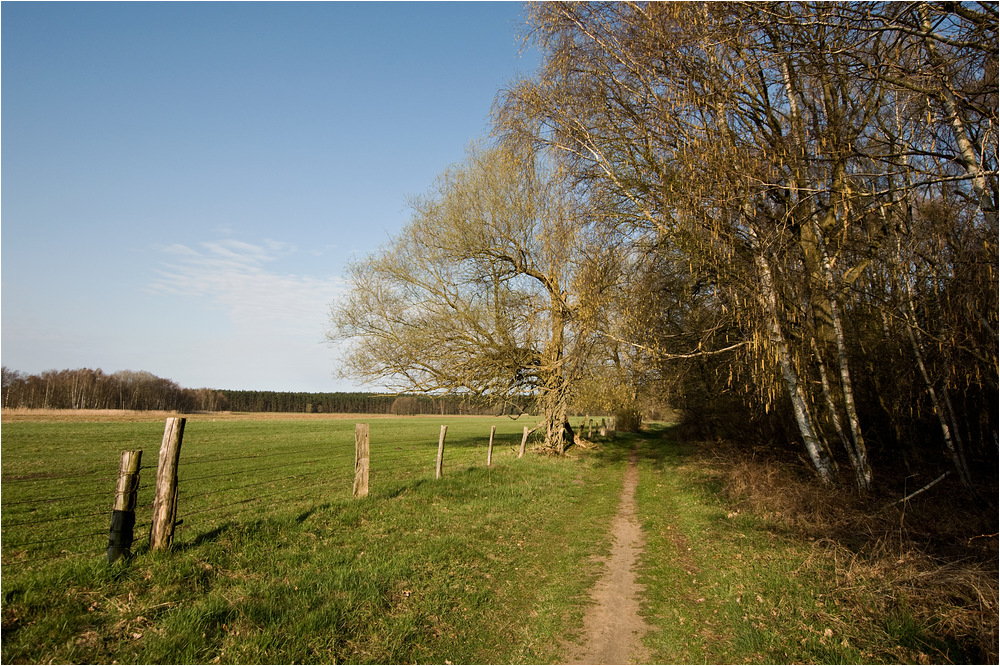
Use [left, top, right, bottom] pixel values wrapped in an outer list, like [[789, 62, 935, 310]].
[[107, 449, 142, 563], [518, 426, 529, 458], [436, 425, 447, 479], [354, 423, 370, 498], [150, 417, 185, 551], [487, 425, 496, 467]]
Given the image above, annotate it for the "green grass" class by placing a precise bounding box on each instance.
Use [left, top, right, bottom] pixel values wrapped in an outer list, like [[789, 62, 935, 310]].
[[1, 417, 543, 564], [2, 415, 624, 664], [4, 415, 988, 663], [630, 423, 983, 665]]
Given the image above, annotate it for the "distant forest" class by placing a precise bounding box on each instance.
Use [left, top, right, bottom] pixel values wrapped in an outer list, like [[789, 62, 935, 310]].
[[219, 390, 522, 415], [0, 366, 523, 415]]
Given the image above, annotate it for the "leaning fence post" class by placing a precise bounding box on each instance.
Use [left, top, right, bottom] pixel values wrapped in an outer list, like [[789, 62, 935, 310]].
[[436, 425, 447, 479], [150, 417, 185, 551], [518, 426, 529, 459], [107, 449, 142, 563], [354, 423, 370, 498], [487, 425, 496, 467]]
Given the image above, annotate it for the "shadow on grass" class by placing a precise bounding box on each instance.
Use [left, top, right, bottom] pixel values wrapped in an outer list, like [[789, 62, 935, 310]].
[[172, 523, 235, 551], [171, 501, 338, 551], [381, 478, 429, 499], [582, 422, 692, 471], [296, 503, 333, 523]]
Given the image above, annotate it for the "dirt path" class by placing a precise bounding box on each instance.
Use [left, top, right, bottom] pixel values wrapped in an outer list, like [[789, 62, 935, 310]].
[[565, 445, 652, 665]]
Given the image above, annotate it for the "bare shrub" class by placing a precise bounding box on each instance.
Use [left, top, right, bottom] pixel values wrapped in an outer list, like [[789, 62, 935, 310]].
[[697, 439, 999, 663], [390, 396, 419, 416], [614, 407, 644, 432]]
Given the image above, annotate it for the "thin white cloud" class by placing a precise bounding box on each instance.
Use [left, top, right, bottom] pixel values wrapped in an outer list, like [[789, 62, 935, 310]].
[[148, 238, 344, 335]]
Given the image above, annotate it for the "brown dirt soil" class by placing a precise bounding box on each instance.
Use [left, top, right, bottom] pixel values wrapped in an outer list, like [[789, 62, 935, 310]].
[[565, 444, 652, 665]]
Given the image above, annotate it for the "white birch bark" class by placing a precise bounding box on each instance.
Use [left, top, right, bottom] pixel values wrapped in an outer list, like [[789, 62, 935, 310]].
[[780, 56, 874, 490], [751, 229, 836, 484]]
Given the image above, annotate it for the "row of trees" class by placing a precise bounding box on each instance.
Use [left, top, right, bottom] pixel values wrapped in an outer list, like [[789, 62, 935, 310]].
[[329, 2, 997, 494], [219, 390, 516, 415], [0, 367, 523, 416], [1, 367, 230, 412], [219, 390, 391, 414]]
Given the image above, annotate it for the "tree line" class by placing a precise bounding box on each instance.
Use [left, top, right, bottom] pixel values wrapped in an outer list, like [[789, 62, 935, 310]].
[[1, 367, 230, 412], [329, 2, 997, 495], [219, 390, 521, 415], [0, 366, 524, 416]]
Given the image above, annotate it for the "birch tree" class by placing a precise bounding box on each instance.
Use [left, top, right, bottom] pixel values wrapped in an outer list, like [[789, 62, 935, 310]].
[[498, 1, 997, 490]]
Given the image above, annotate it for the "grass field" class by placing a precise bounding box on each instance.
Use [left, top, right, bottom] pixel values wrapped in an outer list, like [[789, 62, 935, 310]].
[[2, 410, 996, 663], [2, 412, 625, 663], [2, 413, 540, 564]]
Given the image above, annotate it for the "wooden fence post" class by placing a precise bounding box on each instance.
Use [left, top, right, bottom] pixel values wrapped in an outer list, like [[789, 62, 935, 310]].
[[519, 426, 529, 458], [487, 425, 496, 467], [436, 425, 447, 479], [107, 449, 142, 563], [150, 417, 185, 551], [354, 423, 370, 498]]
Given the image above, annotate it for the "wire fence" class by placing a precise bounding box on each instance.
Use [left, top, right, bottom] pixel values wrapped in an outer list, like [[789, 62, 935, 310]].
[[173, 445, 356, 543], [2, 466, 133, 566], [2, 419, 535, 569]]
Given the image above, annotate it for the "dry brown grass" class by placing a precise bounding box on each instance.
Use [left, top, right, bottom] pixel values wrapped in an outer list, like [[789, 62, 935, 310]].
[[695, 439, 999, 663]]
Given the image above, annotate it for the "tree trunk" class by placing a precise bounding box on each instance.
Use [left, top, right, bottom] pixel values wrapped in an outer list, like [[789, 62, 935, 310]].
[[780, 52, 873, 491], [901, 270, 976, 492], [752, 233, 837, 485], [541, 298, 572, 453], [813, 212, 873, 491]]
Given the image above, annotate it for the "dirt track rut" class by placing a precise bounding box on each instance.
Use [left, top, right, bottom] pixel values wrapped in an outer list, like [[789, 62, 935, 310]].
[[565, 445, 651, 664]]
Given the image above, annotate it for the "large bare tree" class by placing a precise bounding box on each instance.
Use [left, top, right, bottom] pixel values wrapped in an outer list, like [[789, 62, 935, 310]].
[[328, 143, 616, 452]]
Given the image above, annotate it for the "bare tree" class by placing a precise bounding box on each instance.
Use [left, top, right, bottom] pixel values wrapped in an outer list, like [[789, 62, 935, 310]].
[[328, 143, 617, 452], [497, 1, 996, 490]]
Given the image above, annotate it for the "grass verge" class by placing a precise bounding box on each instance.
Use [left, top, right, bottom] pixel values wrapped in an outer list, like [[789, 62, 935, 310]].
[[631, 424, 998, 664]]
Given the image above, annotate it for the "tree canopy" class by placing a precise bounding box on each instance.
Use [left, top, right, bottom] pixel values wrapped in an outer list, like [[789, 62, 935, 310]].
[[494, 1, 996, 490], [330, 2, 997, 494], [328, 143, 619, 451]]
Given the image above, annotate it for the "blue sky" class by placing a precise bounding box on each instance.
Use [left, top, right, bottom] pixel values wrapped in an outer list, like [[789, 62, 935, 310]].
[[2, 1, 538, 392]]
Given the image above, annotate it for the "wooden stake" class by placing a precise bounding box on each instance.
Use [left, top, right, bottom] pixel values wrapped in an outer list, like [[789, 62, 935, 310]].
[[519, 426, 529, 458], [354, 423, 370, 498], [107, 449, 142, 563], [150, 417, 185, 551], [436, 425, 447, 479], [487, 425, 496, 467]]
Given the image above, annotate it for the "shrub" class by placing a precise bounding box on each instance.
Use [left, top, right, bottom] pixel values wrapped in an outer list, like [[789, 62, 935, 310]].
[[390, 396, 419, 415], [614, 407, 644, 432]]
